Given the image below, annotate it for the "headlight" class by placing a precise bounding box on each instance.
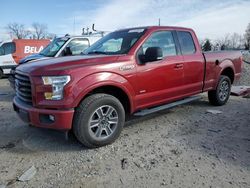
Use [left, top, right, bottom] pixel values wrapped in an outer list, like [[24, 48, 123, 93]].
[[42, 75, 70, 100]]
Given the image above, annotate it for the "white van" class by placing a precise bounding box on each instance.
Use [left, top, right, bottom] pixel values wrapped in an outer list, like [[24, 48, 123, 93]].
[[0, 39, 50, 78]]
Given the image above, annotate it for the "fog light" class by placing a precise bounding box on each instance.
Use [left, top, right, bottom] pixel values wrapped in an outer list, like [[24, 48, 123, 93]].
[[49, 115, 55, 122], [44, 92, 53, 100]]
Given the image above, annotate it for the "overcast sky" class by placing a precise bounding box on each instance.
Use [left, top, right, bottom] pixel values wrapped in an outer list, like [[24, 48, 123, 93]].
[[1, 0, 250, 41]]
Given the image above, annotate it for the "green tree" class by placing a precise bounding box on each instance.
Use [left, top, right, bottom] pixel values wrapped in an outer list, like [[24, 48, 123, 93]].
[[202, 39, 212, 51]]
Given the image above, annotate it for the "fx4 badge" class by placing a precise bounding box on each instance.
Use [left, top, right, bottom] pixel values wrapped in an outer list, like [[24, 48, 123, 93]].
[[119, 64, 135, 71]]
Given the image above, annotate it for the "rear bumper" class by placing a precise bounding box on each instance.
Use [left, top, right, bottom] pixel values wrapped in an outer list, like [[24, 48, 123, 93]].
[[13, 97, 74, 130]]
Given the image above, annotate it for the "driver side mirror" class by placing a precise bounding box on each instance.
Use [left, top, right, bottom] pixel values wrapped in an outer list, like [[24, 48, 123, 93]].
[[139, 47, 163, 64], [145, 47, 163, 62]]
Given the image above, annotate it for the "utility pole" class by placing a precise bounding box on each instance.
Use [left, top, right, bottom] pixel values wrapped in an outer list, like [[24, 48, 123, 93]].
[[158, 18, 161, 26], [73, 17, 76, 35]]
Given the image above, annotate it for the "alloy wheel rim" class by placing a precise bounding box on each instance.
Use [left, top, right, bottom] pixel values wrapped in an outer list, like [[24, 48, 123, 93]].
[[219, 80, 229, 101], [88, 105, 118, 140]]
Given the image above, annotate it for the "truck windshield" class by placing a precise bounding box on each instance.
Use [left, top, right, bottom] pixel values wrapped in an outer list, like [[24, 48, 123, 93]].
[[39, 37, 69, 57], [84, 29, 146, 55]]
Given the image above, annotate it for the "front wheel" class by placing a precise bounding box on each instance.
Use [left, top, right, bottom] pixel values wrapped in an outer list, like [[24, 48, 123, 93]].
[[208, 75, 231, 106], [73, 94, 125, 148]]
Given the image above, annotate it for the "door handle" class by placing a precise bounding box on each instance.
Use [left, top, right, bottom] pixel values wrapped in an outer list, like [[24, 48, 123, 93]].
[[174, 63, 183, 69]]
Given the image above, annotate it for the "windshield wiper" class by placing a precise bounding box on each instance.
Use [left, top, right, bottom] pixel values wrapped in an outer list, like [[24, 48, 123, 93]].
[[87, 51, 107, 55]]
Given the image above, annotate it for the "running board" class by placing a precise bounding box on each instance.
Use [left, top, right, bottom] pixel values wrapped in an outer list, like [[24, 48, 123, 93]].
[[134, 95, 201, 116]]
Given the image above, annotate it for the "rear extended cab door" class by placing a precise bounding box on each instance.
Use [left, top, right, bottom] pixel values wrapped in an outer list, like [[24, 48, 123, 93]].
[[176, 30, 205, 95]]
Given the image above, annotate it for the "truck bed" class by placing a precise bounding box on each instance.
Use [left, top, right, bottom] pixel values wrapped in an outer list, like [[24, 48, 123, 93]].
[[203, 50, 242, 91]]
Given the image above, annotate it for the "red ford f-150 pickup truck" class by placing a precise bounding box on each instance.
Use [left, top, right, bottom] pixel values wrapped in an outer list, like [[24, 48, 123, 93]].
[[13, 26, 242, 148]]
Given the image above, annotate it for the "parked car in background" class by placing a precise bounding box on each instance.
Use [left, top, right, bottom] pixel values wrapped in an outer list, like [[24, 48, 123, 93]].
[[0, 39, 50, 78], [13, 26, 242, 148], [19, 35, 102, 64], [8, 35, 102, 87]]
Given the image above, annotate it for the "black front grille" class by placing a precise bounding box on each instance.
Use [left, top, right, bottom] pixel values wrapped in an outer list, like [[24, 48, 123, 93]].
[[15, 72, 32, 104]]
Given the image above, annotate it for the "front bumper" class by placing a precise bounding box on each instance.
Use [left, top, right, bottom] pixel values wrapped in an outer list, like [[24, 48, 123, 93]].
[[13, 97, 74, 130], [8, 74, 15, 89], [1, 65, 17, 74], [8, 67, 16, 89]]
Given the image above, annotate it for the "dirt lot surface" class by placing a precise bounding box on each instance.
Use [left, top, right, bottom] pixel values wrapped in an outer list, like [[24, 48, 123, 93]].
[[0, 64, 249, 188], [235, 60, 250, 86], [243, 51, 250, 64]]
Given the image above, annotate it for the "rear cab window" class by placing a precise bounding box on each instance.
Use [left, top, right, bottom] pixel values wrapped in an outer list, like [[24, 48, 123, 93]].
[[177, 31, 196, 55]]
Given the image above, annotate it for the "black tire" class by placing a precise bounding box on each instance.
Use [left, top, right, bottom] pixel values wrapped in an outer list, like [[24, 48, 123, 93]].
[[0, 69, 3, 79], [208, 75, 231, 106], [73, 94, 125, 148]]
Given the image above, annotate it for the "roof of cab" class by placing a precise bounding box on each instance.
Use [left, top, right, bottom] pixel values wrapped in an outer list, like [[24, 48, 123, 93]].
[[116, 26, 194, 32], [58, 35, 102, 39]]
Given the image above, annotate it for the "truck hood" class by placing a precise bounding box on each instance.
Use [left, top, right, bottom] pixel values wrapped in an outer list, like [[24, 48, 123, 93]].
[[19, 53, 50, 64], [17, 55, 121, 75]]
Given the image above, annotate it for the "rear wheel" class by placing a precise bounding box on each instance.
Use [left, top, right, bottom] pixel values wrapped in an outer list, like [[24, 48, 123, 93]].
[[73, 94, 125, 148], [208, 75, 231, 106]]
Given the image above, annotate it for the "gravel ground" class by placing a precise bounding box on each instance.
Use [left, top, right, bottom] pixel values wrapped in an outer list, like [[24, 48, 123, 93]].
[[235, 61, 250, 86], [0, 68, 250, 187], [242, 51, 250, 63]]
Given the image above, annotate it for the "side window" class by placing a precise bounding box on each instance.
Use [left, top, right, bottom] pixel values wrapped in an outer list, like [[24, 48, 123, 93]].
[[177, 31, 196, 55], [0, 46, 4, 56], [141, 31, 177, 57], [2, 42, 16, 55], [67, 38, 90, 55]]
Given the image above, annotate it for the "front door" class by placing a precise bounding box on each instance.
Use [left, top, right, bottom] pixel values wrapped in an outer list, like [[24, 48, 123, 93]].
[[135, 30, 185, 109]]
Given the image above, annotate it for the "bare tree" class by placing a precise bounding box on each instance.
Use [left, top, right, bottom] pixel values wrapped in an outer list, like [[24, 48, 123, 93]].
[[214, 33, 244, 50], [244, 22, 250, 50], [230, 33, 243, 49], [214, 34, 231, 50], [6, 23, 31, 39], [31, 23, 48, 39], [46, 33, 56, 40]]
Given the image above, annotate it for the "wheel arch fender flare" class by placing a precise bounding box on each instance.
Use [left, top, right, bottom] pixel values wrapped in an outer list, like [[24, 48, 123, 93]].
[[72, 72, 136, 113], [217, 59, 235, 85]]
